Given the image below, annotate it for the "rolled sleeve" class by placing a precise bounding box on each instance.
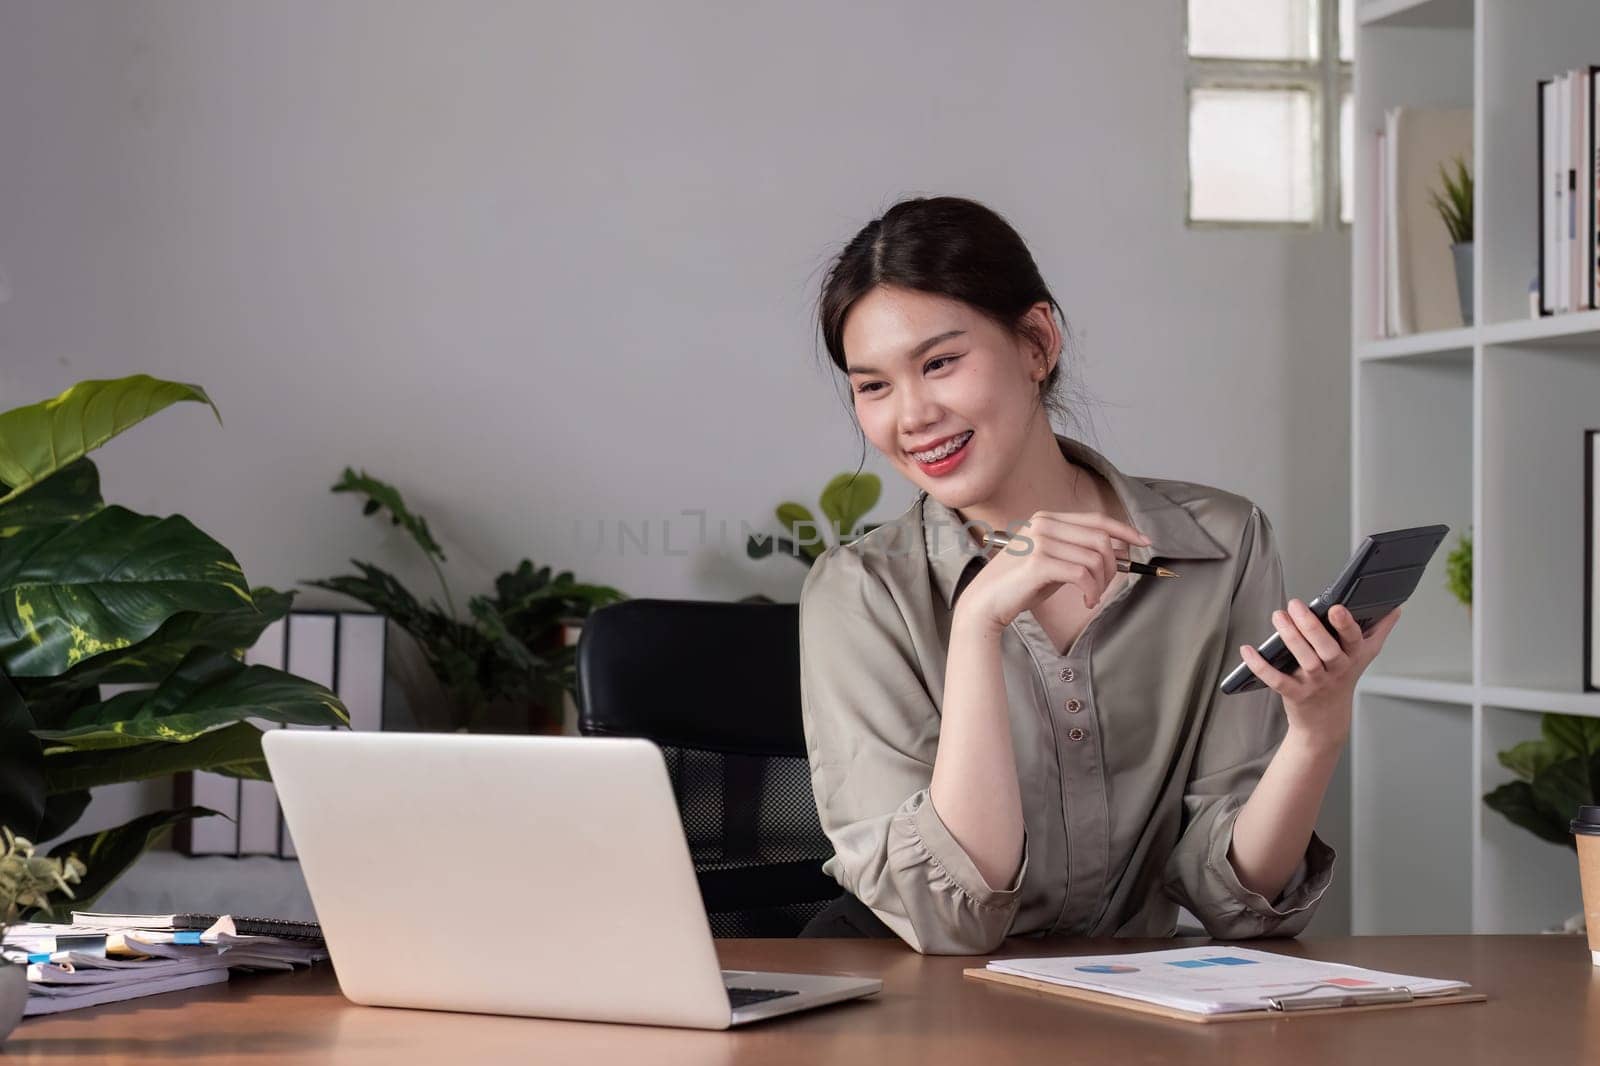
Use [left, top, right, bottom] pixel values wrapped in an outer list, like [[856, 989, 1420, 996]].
[[1163, 504, 1338, 939], [800, 545, 1026, 955], [1174, 794, 1337, 938]]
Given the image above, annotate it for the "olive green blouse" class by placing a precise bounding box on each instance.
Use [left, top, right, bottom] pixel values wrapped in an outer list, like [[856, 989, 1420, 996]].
[[797, 433, 1336, 954]]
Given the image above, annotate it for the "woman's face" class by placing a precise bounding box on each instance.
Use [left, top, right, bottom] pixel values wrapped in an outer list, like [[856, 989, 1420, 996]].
[[843, 284, 1051, 510]]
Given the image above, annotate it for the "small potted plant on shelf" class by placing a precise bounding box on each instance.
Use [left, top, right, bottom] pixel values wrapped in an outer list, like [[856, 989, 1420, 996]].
[[0, 829, 87, 1042], [1428, 154, 1474, 327], [1445, 527, 1472, 621]]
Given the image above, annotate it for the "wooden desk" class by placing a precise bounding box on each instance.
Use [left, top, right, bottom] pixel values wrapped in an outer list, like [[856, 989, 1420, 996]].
[[7, 936, 1597, 1064]]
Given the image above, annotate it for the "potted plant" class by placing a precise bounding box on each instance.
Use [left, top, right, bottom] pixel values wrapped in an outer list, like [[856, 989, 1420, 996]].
[[1428, 154, 1474, 326], [1482, 712, 1598, 932], [0, 375, 349, 913], [1445, 527, 1472, 622], [747, 472, 884, 569], [0, 830, 86, 1041], [306, 470, 626, 733]]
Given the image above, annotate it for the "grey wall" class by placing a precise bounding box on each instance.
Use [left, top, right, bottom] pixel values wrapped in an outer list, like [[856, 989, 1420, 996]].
[[0, 0, 1353, 932]]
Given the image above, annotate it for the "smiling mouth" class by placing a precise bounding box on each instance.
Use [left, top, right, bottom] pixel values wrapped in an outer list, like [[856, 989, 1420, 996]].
[[909, 430, 974, 464]]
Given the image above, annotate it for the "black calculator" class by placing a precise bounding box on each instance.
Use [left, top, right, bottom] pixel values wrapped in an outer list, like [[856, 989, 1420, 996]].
[[1219, 524, 1449, 695]]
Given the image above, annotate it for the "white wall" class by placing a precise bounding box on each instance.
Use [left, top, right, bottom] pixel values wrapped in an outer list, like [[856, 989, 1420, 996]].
[[0, 0, 1353, 932]]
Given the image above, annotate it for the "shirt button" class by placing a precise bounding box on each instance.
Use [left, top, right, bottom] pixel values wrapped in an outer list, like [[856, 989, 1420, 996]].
[[1065, 698, 1082, 713], [1059, 667, 1075, 683], [1068, 727, 1086, 741]]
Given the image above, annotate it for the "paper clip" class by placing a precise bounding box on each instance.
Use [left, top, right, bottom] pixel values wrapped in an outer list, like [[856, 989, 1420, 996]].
[[1266, 983, 1415, 1012]]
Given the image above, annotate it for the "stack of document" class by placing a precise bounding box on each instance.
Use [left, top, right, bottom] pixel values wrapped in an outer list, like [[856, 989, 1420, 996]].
[[1, 914, 327, 1016], [983, 946, 1472, 1017]]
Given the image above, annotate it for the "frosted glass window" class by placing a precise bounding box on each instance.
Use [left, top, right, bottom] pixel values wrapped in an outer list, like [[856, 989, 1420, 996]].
[[1340, 90, 1354, 223], [1189, 88, 1315, 223], [1187, 0, 1317, 60], [1339, 0, 1354, 61]]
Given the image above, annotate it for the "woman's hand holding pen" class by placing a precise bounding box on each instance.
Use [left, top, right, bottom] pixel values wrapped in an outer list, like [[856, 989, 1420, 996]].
[[958, 511, 1152, 631], [933, 509, 1149, 893], [1238, 600, 1404, 748]]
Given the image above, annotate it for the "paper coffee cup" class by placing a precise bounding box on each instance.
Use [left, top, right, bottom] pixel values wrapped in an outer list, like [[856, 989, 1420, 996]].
[[1571, 805, 1600, 965]]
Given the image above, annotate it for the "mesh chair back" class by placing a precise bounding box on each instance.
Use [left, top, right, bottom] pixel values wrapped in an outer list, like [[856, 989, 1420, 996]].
[[575, 599, 841, 936]]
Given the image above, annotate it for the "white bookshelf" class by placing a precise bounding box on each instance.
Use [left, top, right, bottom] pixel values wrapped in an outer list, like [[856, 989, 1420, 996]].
[[1350, 0, 1600, 934]]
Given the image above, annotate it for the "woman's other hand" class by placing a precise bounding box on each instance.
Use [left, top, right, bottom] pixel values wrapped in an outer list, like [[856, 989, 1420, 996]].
[[1238, 601, 1404, 749]]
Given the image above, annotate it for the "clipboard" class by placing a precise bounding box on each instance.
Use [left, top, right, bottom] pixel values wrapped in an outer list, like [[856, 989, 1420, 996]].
[[962, 967, 1487, 1024]]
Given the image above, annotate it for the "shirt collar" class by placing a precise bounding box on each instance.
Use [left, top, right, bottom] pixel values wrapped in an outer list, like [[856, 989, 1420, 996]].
[[920, 432, 1229, 610]]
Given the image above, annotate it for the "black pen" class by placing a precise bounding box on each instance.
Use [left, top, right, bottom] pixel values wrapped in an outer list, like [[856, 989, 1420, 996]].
[[981, 530, 1180, 578]]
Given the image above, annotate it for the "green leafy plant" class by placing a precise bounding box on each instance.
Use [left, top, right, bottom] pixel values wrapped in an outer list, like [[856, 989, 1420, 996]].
[[1445, 527, 1472, 607], [1428, 155, 1473, 244], [1483, 713, 1600, 847], [306, 470, 626, 733], [747, 472, 883, 567], [0, 829, 85, 935], [0, 375, 348, 913]]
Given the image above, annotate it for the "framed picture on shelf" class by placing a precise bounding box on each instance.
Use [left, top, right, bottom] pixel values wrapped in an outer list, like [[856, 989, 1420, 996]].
[[1586, 431, 1600, 691]]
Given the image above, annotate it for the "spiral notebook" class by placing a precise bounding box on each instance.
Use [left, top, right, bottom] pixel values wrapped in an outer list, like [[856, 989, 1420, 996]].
[[964, 946, 1485, 1024], [71, 912, 324, 944]]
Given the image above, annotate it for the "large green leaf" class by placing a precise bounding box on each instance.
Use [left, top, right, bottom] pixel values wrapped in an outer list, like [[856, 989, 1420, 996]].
[[34, 789, 92, 843], [775, 502, 815, 540], [18, 586, 294, 702], [332, 467, 446, 563], [32, 646, 347, 751], [42, 721, 273, 793], [1529, 752, 1600, 820], [775, 502, 825, 560], [0, 375, 220, 507], [470, 597, 546, 675], [39, 806, 219, 919], [1499, 738, 1561, 782], [1483, 780, 1573, 847], [12, 680, 101, 735], [304, 562, 453, 644], [0, 458, 103, 536], [819, 472, 881, 538], [0, 667, 44, 838], [0, 505, 254, 678], [1542, 714, 1600, 760]]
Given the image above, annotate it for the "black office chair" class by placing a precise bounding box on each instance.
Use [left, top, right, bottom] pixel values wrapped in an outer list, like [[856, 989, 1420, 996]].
[[575, 598, 843, 937]]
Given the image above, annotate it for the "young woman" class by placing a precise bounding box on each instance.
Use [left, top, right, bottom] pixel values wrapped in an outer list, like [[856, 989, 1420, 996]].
[[796, 196, 1401, 954]]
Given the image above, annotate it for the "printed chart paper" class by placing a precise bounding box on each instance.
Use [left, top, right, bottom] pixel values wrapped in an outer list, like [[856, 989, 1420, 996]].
[[985, 946, 1469, 1016]]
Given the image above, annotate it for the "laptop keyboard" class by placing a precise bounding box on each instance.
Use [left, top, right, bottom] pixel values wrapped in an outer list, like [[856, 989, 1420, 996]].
[[727, 987, 801, 1009]]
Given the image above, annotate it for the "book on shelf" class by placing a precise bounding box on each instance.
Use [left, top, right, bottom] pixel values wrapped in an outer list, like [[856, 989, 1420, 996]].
[[1538, 66, 1600, 316], [1375, 106, 1472, 338], [1373, 129, 1388, 341]]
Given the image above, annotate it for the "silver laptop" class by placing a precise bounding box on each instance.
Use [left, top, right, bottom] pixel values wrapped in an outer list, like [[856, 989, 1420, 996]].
[[262, 730, 881, 1029]]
